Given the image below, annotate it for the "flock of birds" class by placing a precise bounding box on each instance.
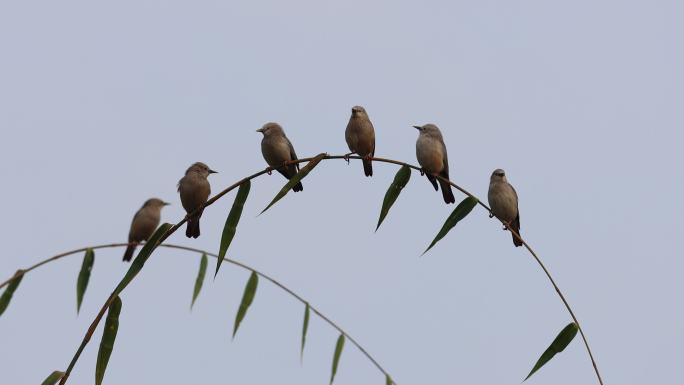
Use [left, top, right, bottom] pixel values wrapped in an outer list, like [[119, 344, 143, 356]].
[[122, 106, 522, 262]]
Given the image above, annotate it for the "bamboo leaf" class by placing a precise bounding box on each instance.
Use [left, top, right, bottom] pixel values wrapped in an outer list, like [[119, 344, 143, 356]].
[[524, 322, 579, 381], [301, 303, 310, 361], [260, 153, 326, 215], [330, 334, 345, 384], [95, 296, 122, 385], [386, 374, 393, 385], [0, 270, 24, 317], [216, 180, 251, 276], [233, 272, 259, 338], [423, 196, 478, 255], [376, 166, 411, 231], [76, 248, 95, 314], [40, 370, 64, 385], [114, 223, 172, 295], [191, 254, 208, 309]]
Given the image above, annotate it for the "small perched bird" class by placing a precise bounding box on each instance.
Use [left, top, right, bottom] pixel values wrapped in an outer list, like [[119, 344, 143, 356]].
[[122, 198, 169, 262], [414, 124, 455, 204], [178, 162, 217, 238], [345, 105, 376, 177], [488, 169, 522, 247], [257, 122, 303, 192]]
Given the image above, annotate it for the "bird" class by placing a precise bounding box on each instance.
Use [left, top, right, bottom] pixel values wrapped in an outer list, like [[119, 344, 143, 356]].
[[488, 169, 522, 247], [257, 122, 303, 192], [178, 162, 217, 238], [414, 123, 455, 204], [122, 198, 169, 261], [345, 105, 376, 177]]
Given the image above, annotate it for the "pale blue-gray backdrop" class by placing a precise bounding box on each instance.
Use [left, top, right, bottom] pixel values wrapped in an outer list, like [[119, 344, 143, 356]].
[[1, 0, 682, 384]]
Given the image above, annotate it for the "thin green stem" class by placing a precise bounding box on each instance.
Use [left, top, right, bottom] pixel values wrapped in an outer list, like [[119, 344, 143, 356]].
[[1, 242, 395, 382], [1, 154, 600, 385]]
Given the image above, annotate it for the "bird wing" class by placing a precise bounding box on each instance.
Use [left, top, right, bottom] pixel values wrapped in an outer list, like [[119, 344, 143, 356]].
[[440, 139, 450, 179], [510, 183, 520, 228], [287, 138, 300, 171]]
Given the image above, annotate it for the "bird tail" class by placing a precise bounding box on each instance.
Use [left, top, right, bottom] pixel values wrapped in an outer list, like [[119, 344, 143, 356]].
[[510, 216, 523, 247], [426, 175, 439, 191], [439, 180, 455, 204], [363, 158, 373, 177], [186, 214, 202, 239], [122, 244, 137, 262], [278, 167, 303, 192]]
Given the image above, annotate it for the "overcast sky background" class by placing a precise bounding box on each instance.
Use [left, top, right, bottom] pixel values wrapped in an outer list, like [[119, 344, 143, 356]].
[[1, 0, 682, 384]]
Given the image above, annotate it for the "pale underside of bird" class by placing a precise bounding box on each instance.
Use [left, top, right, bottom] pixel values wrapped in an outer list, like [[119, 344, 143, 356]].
[[414, 123, 455, 204], [258, 122, 303, 192], [488, 168, 522, 247], [345, 105, 376, 177], [123, 198, 169, 261], [178, 162, 216, 238]]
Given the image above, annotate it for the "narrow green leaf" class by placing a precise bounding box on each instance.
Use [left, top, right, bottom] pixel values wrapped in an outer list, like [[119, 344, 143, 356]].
[[0, 269, 24, 317], [191, 254, 208, 309], [385, 374, 393, 385], [233, 272, 259, 338], [76, 248, 95, 314], [330, 333, 345, 384], [423, 196, 478, 255], [114, 223, 172, 295], [40, 370, 64, 385], [95, 296, 122, 385], [300, 303, 310, 361], [260, 153, 326, 215], [216, 180, 251, 276], [524, 322, 579, 381], [376, 165, 411, 231]]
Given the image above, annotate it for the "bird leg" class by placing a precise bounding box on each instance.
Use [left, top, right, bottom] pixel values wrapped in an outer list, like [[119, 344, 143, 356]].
[[489, 212, 494, 218], [267, 168, 273, 175], [419, 168, 425, 176], [343, 152, 354, 164]]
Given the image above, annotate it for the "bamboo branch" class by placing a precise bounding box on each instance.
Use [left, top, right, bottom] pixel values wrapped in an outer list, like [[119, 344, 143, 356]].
[[0, 154, 601, 385]]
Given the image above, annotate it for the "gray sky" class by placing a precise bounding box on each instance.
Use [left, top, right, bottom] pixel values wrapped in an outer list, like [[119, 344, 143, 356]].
[[1, 0, 682, 384]]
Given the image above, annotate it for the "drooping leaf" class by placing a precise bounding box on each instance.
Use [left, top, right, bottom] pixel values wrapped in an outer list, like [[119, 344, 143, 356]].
[[40, 370, 65, 385], [376, 165, 411, 231], [386, 374, 393, 385], [423, 196, 478, 255], [233, 272, 259, 338], [114, 223, 172, 295], [191, 254, 208, 309], [260, 153, 326, 215], [76, 248, 95, 314], [95, 296, 122, 385], [216, 180, 250, 276], [330, 334, 345, 384], [301, 303, 310, 361], [0, 270, 24, 317], [524, 322, 579, 381]]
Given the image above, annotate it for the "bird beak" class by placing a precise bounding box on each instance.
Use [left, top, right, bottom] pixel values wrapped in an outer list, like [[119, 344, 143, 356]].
[[413, 125, 422, 131], [163, 202, 171, 206], [209, 169, 218, 174], [256, 128, 264, 133]]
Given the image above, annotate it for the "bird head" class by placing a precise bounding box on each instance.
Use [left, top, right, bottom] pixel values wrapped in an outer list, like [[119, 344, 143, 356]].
[[256, 122, 285, 137], [490, 169, 508, 183], [186, 162, 217, 178]]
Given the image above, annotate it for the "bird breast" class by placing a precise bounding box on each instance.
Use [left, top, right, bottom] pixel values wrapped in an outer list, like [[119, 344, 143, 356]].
[[416, 135, 444, 174], [488, 183, 518, 222], [261, 137, 292, 166]]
